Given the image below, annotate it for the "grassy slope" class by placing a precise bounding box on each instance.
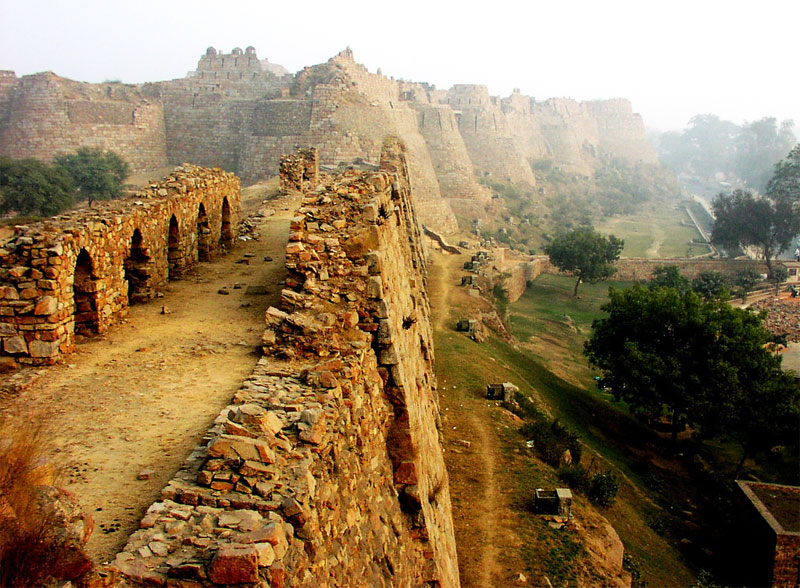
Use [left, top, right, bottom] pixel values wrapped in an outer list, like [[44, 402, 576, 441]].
[[433, 257, 696, 587], [507, 275, 698, 585]]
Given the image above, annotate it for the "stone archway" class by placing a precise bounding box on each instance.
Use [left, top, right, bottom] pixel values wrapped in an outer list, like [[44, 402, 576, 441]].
[[197, 203, 211, 262], [73, 249, 99, 336], [220, 198, 233, 250], [167, 215, 180, 279], [124, 229, 151, 303]]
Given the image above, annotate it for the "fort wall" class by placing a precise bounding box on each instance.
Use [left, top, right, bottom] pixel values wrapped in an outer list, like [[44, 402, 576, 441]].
[[0, 47, 661, 235], [107, 141, 459, 587], [0, 73, 168, 172], [0, 165, 239, 366]]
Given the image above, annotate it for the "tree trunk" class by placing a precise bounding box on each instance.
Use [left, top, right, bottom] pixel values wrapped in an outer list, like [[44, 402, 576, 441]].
[[734, 445, 749, 479], [764, 247, 774, 279], [669, 411, 681, 447], [573, 276, 582, 297]]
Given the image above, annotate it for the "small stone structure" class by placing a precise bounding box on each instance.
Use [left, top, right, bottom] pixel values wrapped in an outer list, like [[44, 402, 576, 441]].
[[735, 481, 800, 588], [106, 139, 459, 587], [486, 382, 519, 401], [535, 488, 573, 518], [0, 165, 240, 366]]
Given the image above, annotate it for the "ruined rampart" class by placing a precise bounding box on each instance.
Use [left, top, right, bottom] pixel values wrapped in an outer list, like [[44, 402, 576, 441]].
[[107, 141, 459, 587], [0, 46, 662, 234], [0, 165, 239, 366], [0, 73, 168, 173]]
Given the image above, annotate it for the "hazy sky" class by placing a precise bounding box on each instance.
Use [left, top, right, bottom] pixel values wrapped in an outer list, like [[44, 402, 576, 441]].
[[1, 0, 797, 132]]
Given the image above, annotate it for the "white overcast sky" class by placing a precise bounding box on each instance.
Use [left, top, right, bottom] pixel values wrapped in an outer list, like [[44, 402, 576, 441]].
[[1, 0, 797, 133]]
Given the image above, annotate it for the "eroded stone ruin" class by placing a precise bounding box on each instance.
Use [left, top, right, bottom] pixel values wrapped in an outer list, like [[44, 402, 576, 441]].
[[0, 166, 240, 366], [103, 140, 459, 587], [0, 47, 658, 234]]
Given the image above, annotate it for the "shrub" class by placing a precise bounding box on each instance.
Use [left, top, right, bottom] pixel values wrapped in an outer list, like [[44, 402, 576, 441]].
[[0, 418, 91, 586], [623, 552, 648, 588], [588, 470, 620, 506], [558, 464, 588, 491], [520, 417, 582, 467]]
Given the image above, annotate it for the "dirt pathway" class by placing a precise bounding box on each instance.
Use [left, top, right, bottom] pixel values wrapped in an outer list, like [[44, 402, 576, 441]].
[[0, 185, 300, 563], [428, 249, 524, 586]]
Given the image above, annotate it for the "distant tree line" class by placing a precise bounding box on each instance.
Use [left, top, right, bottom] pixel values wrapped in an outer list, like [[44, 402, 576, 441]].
[[0, 148, 129, 217], [656, 115, 796, 193]]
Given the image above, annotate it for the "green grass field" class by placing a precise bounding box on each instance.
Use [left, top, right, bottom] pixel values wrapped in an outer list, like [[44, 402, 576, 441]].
[[594, 202, 711, 258]]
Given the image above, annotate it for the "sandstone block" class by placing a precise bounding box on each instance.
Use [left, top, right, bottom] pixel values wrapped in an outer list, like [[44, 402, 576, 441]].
[[28, 339, 60, 358], [207, 434, 276, 464], [34, 295, 58, 315], [208, 544, 260, 584], [255, 542, 275, 567], [3, 336, 27, 354], [367, 276, 383, 299], [0, 286, 19, 300]]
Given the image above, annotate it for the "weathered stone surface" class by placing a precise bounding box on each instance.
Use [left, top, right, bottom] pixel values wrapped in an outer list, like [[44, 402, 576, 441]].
[[0, 166, 240, 366], [207, 435, 275, 464], [110, 141, 459, 588], [33, 295, 58, 315], [207, 544, 259, 584]]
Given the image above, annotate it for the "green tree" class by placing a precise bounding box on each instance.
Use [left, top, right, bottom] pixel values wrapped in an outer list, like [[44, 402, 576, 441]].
[[733, 266, 762, 301], [584, 284, 798, 451], [544, 228, 623, 296], [766, 144, 800, 210], [0, 157, 75, 216], [691, 270, 730, 301], [54, 148, 129, 206], [771, 264, 789, 296], [711, 189, 796, 277], [648, 265, 690, 293]]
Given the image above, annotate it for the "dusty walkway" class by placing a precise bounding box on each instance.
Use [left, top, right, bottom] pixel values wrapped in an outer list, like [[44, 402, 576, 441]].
[[428, 249, 526, 586], [0, 184, 300, 563]]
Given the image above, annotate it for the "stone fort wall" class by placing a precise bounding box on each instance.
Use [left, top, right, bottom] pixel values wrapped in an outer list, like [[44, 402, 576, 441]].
[[0, 47, 660, 234], [0, 165, 239, 366], [106, 141, 460, 587], [0, 73, 168, 173]]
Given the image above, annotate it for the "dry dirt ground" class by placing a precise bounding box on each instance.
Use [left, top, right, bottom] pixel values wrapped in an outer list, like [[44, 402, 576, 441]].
[[0, 181, 301, 564]]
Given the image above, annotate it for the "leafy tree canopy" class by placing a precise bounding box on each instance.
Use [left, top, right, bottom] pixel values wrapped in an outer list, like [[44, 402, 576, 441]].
[[691, 270, 730, 301], [711, 147, 800, 276], [733, 267, 762, 301], [0, 157, 75, 217], [53, 148, 129, 205], [648, 265, 690, 294], [585, 284, 799, 459], [544, 228, 623, 296]]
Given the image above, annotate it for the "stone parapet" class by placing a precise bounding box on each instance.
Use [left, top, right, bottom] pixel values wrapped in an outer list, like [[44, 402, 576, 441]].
[[0, 165, 239, 365], [107, 139, 459, 587]]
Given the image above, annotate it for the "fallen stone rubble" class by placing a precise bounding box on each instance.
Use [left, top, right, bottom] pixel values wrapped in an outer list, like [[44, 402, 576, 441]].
[[750, 296, 800, 343]]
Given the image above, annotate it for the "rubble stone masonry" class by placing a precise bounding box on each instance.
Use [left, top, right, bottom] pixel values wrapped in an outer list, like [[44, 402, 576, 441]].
[[0, 165, 239, 366], [107, 140, 459, 587]]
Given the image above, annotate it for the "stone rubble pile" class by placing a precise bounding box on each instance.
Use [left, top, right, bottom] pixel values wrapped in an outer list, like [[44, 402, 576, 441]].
[[750, 297, 800, 342]]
